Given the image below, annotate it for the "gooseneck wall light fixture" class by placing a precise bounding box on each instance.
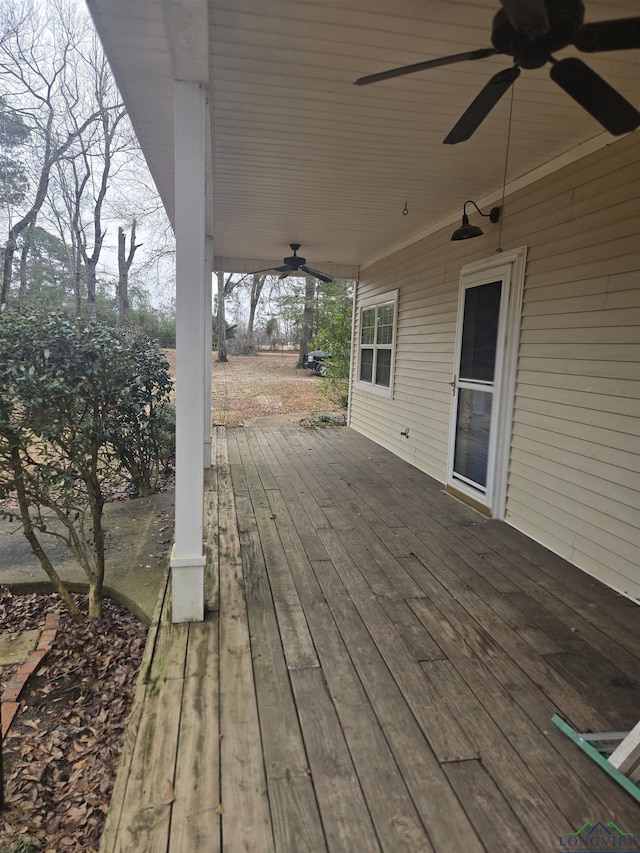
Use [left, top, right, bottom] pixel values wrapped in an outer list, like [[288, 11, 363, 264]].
[[450, 200, 501, 241]]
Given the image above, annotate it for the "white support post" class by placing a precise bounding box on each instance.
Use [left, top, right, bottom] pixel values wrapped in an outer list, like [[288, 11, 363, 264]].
[[204, 237, 213, 468], [171, 80, 207, 623]]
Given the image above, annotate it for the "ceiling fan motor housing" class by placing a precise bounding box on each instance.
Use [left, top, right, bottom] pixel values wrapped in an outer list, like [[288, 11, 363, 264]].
[[284, 243, 305, 268], [492, 0, 585, 68]]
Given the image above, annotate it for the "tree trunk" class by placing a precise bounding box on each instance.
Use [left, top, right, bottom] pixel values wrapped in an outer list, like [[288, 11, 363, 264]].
[[72, 172, 90, 318], [216, 271, 227, 362], [7, 439, 83, 620], [117, 221, 140, 325], [246, 274, 260, 351], [86, 258, 97, 320], [1, 232, 17, 306], [117, 227, 129, 324], [298, 276, 316, 368], [85, 445, 105, 619], [17, 220, 35, 307], [245, 273, 267, 353], [88, 580, 103, 620], [73, 249, 83, 317]]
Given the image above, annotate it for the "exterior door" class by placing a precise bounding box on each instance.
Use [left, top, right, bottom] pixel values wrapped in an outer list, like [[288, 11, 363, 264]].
[[448, 259, 518, 515]]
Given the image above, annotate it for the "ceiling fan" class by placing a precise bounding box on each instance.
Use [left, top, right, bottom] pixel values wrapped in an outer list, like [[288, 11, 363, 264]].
[[251, 244, 333, 283], [354, 0, 640, 143]]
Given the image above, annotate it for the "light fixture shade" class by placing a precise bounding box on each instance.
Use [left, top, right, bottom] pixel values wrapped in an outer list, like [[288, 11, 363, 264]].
[[451, 202, 500, 241], [451, 219, 484, 240]]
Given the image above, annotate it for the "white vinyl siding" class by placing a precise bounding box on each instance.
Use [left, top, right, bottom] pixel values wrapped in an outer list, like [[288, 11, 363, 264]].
[[350, 132, 640, 601]]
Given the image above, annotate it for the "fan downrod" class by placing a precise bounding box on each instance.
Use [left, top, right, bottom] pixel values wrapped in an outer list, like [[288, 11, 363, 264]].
[[284, 244, 305, 267]]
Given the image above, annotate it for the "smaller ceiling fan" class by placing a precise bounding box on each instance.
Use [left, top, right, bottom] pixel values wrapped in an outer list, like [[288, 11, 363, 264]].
[[354, 0, 640, 143], [251, 244, 333, 283]]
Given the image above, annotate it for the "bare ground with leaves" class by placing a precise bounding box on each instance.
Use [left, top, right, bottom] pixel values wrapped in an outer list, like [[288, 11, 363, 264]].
[[0, 590, 147, 852], [165, 349, 344, 426]]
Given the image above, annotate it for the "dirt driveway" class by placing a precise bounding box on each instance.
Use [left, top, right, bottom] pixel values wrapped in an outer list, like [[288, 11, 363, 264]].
[[165, 349, 344, 427]]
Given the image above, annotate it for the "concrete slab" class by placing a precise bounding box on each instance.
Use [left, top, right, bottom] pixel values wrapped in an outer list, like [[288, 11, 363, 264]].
[[0, 490, 174, 624], [243, 411, 309, 426], [0, 628, 41, 665]]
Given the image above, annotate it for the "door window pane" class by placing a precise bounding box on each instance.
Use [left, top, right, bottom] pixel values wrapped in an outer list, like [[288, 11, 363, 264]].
[[459, 281, 501, 382], [453, 388, 492, 489]]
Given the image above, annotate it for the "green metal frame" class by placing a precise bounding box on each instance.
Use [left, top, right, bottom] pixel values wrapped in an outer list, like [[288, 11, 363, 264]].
[[552, 714, 640, 804]]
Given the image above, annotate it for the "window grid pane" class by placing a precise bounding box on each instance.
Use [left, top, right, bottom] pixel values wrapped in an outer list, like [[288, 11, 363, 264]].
[[375, 349, 391, 387], [360, 348, 374, 382], [376, 304, 394, 345], [361, 308, 375, 345]]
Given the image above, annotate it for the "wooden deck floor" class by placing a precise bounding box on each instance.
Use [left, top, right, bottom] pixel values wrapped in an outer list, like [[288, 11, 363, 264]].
[[100, 425, 640, 853]]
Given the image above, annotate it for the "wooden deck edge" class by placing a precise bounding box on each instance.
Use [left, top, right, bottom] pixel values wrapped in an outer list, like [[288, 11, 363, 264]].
[[99, 567, 171, 853]]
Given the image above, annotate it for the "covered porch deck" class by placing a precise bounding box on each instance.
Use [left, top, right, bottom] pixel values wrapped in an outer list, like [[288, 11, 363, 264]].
[[100, 425, 640, 853]]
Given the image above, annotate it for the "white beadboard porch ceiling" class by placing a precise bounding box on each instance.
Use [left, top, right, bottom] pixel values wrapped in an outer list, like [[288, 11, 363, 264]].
[[86, 0, 639, 275]]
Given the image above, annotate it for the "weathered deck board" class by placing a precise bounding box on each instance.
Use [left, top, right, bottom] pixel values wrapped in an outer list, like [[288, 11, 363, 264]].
[[396, 525, 616, 732], [309, 558, 485, 853], [228, 431, 319, 670], [115, 672, 185, 851], [443, 760, 533, 851], [99, 571, 170, 853], [317, 528, 480, 764], [303, 598, 435, 853], [204, 464, 220, 611], [217, 432, 274, 853], [421, 657, 580, 851], [412, 593, 640, 823], [290, 667, 380, 851], [169, 615, 221, 852], [102, 425, 640, 853]]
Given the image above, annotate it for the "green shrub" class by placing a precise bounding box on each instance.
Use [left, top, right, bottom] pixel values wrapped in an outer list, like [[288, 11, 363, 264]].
[[0, 309, 174, 618]]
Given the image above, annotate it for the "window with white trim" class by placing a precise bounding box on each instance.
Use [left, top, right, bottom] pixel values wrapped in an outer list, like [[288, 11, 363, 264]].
[[356, 290, 398, 397]]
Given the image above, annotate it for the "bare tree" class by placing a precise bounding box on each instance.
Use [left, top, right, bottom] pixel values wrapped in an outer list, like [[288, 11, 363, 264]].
[[77, 49, 127, 319], [50, 154, 90, 315], [0, 0, 107, 306], [47, 30, 128, 319]]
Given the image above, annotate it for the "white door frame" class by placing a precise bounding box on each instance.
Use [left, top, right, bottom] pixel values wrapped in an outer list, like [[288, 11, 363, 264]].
[[447, 247, 527, 518]]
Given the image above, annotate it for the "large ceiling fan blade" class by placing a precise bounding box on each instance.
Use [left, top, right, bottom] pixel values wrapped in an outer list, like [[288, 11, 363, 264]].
[[444, 65, 520, 144], [550, 57, 640, 136], [250, 267, 278, 275], [499, 0, 549, 36], [574, 17, 640, 53], [354, 48, 498, 86], [278, 272, 290, 281], [301, 265, 333, 284]]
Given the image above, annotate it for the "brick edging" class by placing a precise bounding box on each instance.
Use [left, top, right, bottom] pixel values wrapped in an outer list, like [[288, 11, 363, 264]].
[[1, 612, 60, 738]]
